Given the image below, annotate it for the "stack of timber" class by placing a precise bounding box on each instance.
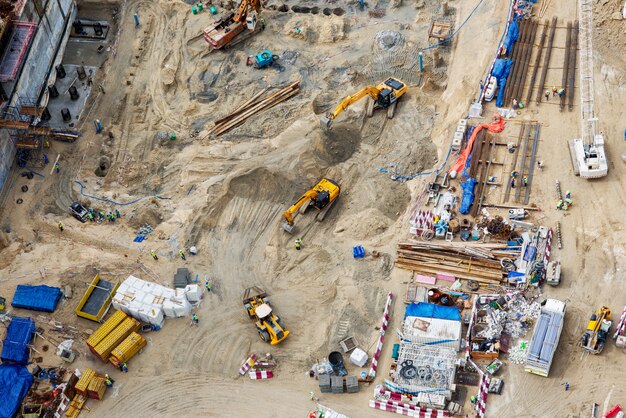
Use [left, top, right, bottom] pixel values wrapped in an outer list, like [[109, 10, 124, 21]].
[[208, 80, 300, 136], [396, 241, 519, 285]]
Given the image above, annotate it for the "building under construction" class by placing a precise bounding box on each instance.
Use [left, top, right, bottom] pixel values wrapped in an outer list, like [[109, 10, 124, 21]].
[[0, 0, 76, 191]]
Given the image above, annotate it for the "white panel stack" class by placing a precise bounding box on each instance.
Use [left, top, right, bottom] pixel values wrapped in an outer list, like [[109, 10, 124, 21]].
[[452, 118, 467, 151], [112, 275, 198, 327]]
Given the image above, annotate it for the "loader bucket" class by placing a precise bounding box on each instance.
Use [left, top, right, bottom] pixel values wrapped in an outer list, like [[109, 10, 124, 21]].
[[320, 116, 333, 130], [281, 221, 295, 234]]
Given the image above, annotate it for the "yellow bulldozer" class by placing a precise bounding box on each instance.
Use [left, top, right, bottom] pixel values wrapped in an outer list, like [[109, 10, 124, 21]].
[[320, 77, 407, 129], [243, 287, 289, 345], [281, 178, 340, 234]]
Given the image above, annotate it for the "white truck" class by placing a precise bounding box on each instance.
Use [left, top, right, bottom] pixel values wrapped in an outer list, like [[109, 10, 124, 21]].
[[525, 299, 566, 377]]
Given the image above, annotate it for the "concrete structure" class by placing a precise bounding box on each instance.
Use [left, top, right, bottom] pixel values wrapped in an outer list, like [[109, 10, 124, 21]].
[[0, 0, 76, 192]]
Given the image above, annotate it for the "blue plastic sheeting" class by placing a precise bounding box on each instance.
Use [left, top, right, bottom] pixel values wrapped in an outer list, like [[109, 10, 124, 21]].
[[0, 364, 34, 418], [12, 285, 62, 312], [1, 317, 35, 364], [503, 17, 519, 55], [404, 302, 461, 321], [492, 58, 513, 107], [459, 178, 477, 214]]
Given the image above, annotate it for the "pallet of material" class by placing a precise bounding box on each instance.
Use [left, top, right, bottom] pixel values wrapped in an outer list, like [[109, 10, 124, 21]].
[[90, 316, 140, 361], [208, 80, 300, 136], [396, 241, 518, 285], [109, 332, 146, 365], [74, 368, 95, 397], [86, 310, 127, 348]]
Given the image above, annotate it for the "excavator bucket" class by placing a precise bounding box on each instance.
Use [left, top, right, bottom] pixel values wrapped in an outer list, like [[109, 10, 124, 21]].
[[281, 221, 295, 234], [320, 116, 333, 130]]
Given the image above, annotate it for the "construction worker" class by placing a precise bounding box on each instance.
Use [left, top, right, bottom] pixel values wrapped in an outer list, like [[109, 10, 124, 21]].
[[295, 238, 302, 251], [512, 99, 518, 110], [179, 249, 186, 261], [522, 176, 528, 187], [537, 160, 544, 171], [115, 209, 121, 218], [191, 313, 199, 325], [545, 90, 550, 101], [58, 222, 64, 232], [557, 199, 564, 210], [518, 100, 525, 109], [107, 212, 114, 222], [150, 250, 158, 260], [565, 197, 573, 208], [87, 211, 94, 222], [104, 374, 114, 387], [557, 88, 565, 97], [55, 161, 60, 173], [552, 86, 558, 97], [98, 211, 105, 222], [205, 280, 211, 293], [470, 395, 477, 405], [564, 382, 570, 391], [565, 190, 571, 200], [510, 170, 518, 178], [119, 362, 128, 373]]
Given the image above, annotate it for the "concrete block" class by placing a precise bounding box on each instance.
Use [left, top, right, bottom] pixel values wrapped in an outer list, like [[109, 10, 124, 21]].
[[458, 118, 468, 126], [456, 124, 466, 134], [616, 335, 626, 348], [318, 374, 331, 393], [453, 131, 464, 141], [331, 375, 344, 393]]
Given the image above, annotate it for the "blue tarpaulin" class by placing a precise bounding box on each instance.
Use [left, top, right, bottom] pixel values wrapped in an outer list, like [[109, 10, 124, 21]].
[[0, 364, 34, 418], [12, 285, 62, 312], [404, 302, 461, 321], [503, 17, 520, 54], [1, 317, 35, 364], [459, 178, 477, 215], [492, 58, 513, 107]]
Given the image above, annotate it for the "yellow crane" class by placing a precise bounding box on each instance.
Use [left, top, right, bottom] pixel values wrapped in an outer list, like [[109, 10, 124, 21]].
[[320, 77, 407, 129], [281, 178, 340, 233]]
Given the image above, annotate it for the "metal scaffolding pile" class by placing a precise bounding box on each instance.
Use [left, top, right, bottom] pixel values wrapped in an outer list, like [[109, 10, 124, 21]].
[[393, 343, 457, 397]]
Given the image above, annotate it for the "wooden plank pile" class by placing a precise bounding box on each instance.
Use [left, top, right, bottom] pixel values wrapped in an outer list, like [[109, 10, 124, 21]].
[[208, 80, 300, 136], [396, 241, 519, 285]]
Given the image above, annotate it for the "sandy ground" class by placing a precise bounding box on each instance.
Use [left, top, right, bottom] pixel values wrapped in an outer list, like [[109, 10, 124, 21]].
[[0, 0, 624, 416]]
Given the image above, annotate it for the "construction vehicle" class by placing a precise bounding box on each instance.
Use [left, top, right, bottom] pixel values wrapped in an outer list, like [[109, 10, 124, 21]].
[[580, 306, 612, 354], [525, 299, 566, 377], [321, 78, 407, 129], [568, 0, 608, 178], [246, 50, 284, 71], [69, 202, 89, 223], [281, 178, 340, 233], [243, 286, 289, 345], [203, 0, 262, 50]]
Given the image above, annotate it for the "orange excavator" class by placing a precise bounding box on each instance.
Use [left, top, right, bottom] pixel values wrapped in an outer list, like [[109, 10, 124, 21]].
[[203, 0, 262, 49]]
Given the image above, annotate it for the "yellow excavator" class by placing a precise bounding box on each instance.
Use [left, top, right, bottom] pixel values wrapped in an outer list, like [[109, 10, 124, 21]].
[[281, 178, 340, 233], [580, 306, 612, 354], [321, 77, 407, 129]]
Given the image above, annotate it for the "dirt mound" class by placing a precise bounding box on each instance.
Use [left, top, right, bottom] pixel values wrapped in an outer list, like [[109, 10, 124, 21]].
[[126, 205, 164, 230], [311, 124, 362, 165], [228, 167, 299, 202], [334, 207, 394, 240]]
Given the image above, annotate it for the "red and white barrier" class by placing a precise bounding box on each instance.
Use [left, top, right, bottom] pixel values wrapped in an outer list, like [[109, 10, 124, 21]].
[[239, 354, 256, 375], [375, 386, 417, 405], [249, 369, 273, 380], [369, 400, 450, 417], [543, 227, 553, 265], [613, 306, 626, 339], [475, 373, 490, 418], [368, 292, 394, 378]]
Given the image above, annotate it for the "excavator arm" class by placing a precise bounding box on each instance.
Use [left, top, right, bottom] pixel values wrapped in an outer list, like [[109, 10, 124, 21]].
[[320, 86, 382, 129], [234, 0, 260, 22], [282, 190, 319, 226]]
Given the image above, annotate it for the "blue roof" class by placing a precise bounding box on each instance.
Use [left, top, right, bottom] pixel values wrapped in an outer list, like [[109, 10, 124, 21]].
[[12, 284, 62, 312], [0, 364, 34, 418], [405, 302, 461, 321], [1, 317, 35, 364]]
